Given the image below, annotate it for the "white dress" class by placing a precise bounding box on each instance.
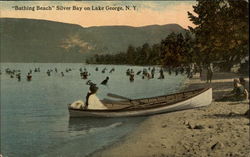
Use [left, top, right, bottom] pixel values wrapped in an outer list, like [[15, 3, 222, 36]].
[[88, 94, 107, 110]]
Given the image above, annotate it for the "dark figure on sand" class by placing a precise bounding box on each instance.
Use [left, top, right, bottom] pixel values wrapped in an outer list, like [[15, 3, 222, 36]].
[[198, 66, 203, 80], [239, 77, 246, 89], [218, 79, 248, 101], [206, 64, 213, 83], [101, 77, 109, 85], [245, 108, 250, 118]]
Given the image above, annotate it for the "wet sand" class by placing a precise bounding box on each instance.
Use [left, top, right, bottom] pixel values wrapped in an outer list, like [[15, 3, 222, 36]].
[[91, 72, 249, 157]]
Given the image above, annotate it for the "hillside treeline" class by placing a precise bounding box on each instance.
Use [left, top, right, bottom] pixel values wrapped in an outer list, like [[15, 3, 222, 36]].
[[87, 0, 248, 73], [87, 32, 194, 67]]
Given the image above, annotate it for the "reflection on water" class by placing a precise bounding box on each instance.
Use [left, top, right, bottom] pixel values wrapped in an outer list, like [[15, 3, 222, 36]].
[[68, 117, 123, 132], [40, 117, 147, 157], [68, 117, 146, 133], [67, 117, 147, 139]]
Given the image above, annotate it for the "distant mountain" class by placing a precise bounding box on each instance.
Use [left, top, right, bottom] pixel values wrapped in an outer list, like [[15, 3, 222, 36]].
[[0, 18, 186, 62]]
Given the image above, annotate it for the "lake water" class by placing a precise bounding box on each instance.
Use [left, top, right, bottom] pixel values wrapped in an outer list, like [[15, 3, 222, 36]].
[[0, 63, 187, 157]]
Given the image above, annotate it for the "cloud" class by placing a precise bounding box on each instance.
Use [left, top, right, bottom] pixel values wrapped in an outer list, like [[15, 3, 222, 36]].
[[60, 34, 94, 53]]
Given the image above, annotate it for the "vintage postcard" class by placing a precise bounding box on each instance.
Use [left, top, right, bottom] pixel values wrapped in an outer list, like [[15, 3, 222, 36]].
[[0, 1, 249, 157]]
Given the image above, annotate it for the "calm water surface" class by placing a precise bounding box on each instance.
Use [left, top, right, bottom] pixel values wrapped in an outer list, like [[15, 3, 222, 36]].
[[0, 63, 187, 157]]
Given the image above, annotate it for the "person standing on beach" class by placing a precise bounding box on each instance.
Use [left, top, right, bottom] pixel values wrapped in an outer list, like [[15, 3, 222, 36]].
[[206, 63, 213, 83], [199, 65, 203, 80]]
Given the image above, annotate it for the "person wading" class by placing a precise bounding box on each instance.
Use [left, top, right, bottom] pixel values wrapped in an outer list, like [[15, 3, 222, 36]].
[[101, 77, 109, 85]]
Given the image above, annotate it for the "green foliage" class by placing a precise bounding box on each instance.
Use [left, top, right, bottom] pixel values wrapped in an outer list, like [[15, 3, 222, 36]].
[[160, 32, 195, 67], [188, 0, 249, 70], [89, 42, 161, 65], [88, 32, 193, 66], [126, 45, 136, 64]]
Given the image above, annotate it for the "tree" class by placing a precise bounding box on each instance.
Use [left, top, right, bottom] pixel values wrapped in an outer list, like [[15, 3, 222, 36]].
[[188, 0, 249, 70], [126, 45, 136, 64], [160, 32, 194, 67], [149, 44, 161, 65]]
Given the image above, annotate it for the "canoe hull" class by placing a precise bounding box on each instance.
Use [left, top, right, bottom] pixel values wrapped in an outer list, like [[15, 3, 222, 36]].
[[68, 88, 212, 118]]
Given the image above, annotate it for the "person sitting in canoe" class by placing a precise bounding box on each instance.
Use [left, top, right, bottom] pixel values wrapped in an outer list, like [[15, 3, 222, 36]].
[[85, 83, 107, 110], [219, 79, 248, 101], [70, 82, 108, 110]]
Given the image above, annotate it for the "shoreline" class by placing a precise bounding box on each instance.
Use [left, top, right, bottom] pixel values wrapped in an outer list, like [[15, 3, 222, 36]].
[[90, 72, 249, 157]]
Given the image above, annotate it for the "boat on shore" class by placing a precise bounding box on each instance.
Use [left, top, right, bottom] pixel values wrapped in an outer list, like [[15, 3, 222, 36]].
[[68, 88, 212, 118]]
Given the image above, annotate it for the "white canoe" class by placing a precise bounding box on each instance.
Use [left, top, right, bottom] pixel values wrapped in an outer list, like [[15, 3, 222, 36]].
[[68, 88, 212, 118]]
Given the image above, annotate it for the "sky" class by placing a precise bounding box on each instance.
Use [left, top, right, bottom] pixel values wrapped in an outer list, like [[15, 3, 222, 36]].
[[0, 1, 197, 29]]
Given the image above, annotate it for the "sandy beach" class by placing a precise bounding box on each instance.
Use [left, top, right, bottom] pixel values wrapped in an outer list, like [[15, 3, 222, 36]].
[[91, 72, 249, 157]]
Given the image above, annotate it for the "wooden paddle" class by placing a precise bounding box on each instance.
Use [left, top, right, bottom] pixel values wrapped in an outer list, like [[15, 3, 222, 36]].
[[107, 93, 132, 101], [102, 98, 131, 106], [107, 93, 147, 105], [102, 98, 124, 103]]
